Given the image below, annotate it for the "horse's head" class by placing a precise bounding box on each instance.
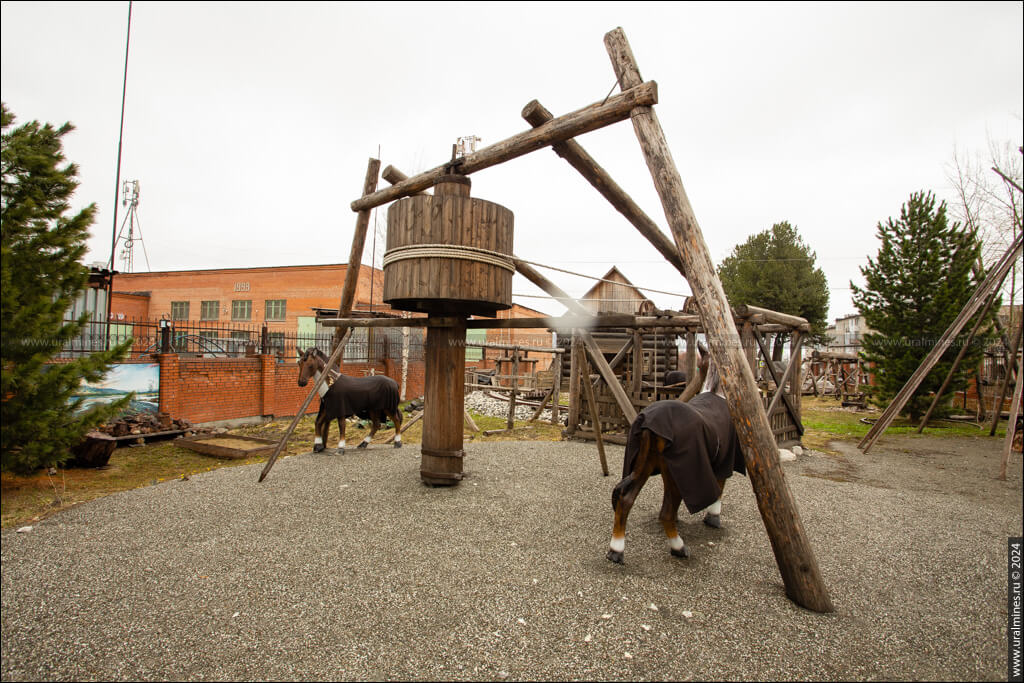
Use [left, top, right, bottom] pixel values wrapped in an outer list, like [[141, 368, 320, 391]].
[[296, 347, 319, 387]]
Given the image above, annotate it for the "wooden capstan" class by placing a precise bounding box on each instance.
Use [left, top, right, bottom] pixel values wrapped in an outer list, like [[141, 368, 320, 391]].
[[382, 175, 515, 485], [265, 27, 836, 614]]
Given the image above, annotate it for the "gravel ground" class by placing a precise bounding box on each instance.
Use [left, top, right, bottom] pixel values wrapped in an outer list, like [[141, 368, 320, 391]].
[[2, 435, 1021, 681]]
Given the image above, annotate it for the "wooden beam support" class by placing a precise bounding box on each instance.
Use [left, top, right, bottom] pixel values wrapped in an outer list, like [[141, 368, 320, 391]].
[[753, 329, 804, 435], [350, 81, 658, 212], [917, 279, 1003, 432], [764, 332, 805, 422], [259, 329, 351, 482], [582, 353, 610, 476], [381, 165, 429, 195], [734, 304, 809, 329], [990, 317, 1023, 437], [605, 27, 832, 613], [334, 158, 381, 352], [859, 230, 1022, 452], [999, 344, 1023, 480], [514, 259, 637, 423], [521, 99, 686, 277]]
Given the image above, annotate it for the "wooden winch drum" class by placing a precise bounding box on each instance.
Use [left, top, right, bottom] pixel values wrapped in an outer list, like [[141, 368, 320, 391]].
[[383, 175, 514, 317]]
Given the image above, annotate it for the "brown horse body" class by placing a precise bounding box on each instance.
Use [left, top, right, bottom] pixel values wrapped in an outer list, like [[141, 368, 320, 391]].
[[608, 355, 745, 564], [297, 347, 404, 454]]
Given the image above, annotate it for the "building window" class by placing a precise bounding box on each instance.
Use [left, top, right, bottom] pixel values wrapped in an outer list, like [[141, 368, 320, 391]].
[[232, 300, 252, 321], [264, 299, 286, 321], [230, 330, 251, 354], [200, 300, 219, 321], [170, 301, 189, 320]]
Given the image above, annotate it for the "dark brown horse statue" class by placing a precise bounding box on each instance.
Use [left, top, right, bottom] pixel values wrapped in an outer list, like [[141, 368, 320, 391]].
[[607, 350, 746, 564], [296, 347, 404, 454]]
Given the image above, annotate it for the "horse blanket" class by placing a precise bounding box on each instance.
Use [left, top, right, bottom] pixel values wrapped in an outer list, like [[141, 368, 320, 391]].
[[321, 375, 400, 420], [622, 394, 746, 514]]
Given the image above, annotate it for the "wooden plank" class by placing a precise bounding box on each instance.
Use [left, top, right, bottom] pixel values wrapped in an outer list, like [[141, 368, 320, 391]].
[[567, 333, 583, 435], [605, 27, 832, 614], [350, 81, 658, 212], [550, 349, 563, 426], [859, 230, 1022, 451]]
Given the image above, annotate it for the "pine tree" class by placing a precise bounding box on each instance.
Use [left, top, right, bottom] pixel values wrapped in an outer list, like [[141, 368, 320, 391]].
[[851, 191, 994, 420], [718, 221, 830, 356], [1, 103, 133, 474]]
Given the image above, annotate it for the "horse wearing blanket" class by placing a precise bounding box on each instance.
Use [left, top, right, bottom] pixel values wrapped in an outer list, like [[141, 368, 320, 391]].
[[608, 352, 746, 564], [296, 347, 404, 454]]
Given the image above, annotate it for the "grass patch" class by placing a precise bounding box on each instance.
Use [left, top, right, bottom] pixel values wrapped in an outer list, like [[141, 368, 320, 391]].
[[801, 396, 1003, 453]]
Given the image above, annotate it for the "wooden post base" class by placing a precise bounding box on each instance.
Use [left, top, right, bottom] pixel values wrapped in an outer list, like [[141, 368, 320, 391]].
[[421, 318, 467, 486]]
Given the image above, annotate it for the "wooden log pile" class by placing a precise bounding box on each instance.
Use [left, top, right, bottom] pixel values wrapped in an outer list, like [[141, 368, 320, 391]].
[[100, 412, 192, 438]]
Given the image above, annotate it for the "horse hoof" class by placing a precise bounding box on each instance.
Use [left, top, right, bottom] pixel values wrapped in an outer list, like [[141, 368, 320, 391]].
[[671, 545, 690, 559], [313, 444, 325, 453], [606, 549, 624, 564], [703, 513, 721, 529], [356, 442, 368, 449], [394, 442, 402, 449]]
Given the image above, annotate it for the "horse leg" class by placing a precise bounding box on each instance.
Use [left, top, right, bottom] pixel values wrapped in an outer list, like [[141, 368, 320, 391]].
[[358, 413, 379, 449], [703, 478, 728, 528], [390, 409, 403, 448], [332, 416, 346, 455], [659, 473, 689, 558], [313, 409, 328, 453], [607, 430, 660, 564]]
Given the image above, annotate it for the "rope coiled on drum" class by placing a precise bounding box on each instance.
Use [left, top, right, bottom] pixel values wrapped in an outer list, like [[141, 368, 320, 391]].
[[382, 243, 515, 273]]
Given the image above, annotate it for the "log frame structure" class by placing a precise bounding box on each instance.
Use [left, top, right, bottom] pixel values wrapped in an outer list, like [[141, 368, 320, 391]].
[[294, 27, 835, 612]]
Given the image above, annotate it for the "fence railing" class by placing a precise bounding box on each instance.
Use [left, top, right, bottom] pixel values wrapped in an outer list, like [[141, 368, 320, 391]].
[[59, 318, 425, 363]]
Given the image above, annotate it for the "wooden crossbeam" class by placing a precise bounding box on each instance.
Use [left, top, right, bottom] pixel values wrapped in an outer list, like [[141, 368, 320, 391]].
[[350, 81, 658, 212]]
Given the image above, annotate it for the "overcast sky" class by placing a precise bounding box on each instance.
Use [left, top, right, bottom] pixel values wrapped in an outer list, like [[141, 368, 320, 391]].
[[2, 1, 1021, 320]]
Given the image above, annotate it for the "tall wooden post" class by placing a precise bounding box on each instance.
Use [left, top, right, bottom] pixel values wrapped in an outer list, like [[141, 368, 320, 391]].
[[605, 27, 833, 613], [334, 158, 381, 352], [567, 333, 583, 435], [685, 331, 698, 386], [421, 318, 467, 485], [550, 350, 563, 426]]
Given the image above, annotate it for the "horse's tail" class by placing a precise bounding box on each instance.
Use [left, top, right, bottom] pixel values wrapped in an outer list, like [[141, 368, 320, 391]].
[[612, 428, 653, 511]]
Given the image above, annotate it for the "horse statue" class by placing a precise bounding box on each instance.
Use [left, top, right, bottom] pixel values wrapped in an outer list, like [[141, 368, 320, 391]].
[[607, 349, 746, 564], [296, 347, 404, 454]]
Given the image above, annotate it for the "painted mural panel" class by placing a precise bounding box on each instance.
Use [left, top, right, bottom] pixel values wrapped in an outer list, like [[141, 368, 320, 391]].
[[72, 363, 159, 415]]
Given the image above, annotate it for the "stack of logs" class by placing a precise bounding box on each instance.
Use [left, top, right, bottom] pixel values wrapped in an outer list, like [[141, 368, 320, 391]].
[[100, 412, 192, 438]]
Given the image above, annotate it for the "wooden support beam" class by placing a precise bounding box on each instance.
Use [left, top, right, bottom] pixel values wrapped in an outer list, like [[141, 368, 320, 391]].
[[381, 165, 429, 195], [733, 304, 809, 329], [605, 27, 832, 613], [764, 332, 805, 422], [567, 333, 583, 435], [752, 329, 804, 435], [334, 158, 381, 353], [514, 259, 637, 423], [507, 349, 520, 431], [350, 81, 658, 212], [319, 313, 704, 330], [529, 386, 555, 422], [917, 279, 1003, 432], [990, 317, 1023, 437], [582, 353, 610, 476], [859, 230, 1022, 452], [521, 99, 686, 277], [999, 345, 1023, 480], [464, 409, 479, 433], [550, 350, 563, 426], [259, 329, 351, 482], [465, 341, 564, 354]]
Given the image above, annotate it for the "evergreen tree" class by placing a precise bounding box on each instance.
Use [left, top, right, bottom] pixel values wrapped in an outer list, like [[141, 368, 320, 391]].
[[1, 103, 133, 474], [851, 191, 994, 420], [718, 221, 830, 356]]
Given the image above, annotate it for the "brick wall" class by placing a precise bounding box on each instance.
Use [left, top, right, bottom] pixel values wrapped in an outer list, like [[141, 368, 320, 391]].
[[155, 352, 426, 425]]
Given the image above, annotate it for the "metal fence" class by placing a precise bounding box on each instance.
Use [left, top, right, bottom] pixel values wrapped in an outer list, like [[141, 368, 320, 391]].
[[59, 318, 425, 363]]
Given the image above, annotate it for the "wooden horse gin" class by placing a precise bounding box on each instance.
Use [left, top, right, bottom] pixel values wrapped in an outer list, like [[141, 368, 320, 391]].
[[382, 175, 514, 485]]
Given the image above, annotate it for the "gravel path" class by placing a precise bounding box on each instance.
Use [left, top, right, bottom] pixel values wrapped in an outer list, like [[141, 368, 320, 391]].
[[2, 435, 1021, 681]]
